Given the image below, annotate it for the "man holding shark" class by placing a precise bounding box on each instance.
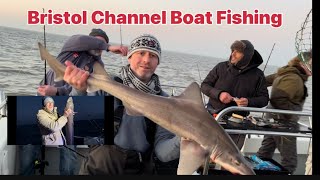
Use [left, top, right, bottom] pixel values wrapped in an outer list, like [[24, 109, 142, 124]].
[[38, 34, 256, 175], [65, 34, 181, 175]]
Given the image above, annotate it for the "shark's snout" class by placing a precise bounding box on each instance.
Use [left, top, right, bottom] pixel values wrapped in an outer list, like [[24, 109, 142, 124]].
[[214, 153, 256, 175]]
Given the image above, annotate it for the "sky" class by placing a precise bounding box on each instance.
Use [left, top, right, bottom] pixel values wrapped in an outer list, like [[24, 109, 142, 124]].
[[0, 0, 312, 67]]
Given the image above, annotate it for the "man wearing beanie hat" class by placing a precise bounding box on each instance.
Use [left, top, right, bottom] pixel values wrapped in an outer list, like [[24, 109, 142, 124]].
[[63, 34, 180, 175], [257, 52, 312, 174], [127, 34, 161, 63], [201, 40, 269, 150], [37, 28, 128, 96], [37, 96, 73, 146]]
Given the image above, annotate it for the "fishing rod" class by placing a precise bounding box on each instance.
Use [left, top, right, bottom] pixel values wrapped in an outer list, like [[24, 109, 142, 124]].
[[263, 43, 276, 72], [62, 145, 86, 158], [37, 8, 49, 176], [254, 43, 276, 97], [197, 63, 206, 105], [43, 8, 47, 85], [120, 25, 123, 46], [260, 43, 275, 119], [119, 25, 126, 66]]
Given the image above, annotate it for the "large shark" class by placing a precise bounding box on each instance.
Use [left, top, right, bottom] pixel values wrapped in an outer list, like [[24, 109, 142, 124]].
[[38, 42, 255, 175], [65, 97, 74, 145]]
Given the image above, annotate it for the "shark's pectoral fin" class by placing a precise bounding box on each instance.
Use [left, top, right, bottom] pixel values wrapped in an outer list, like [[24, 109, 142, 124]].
[[172, 82, 204, 106], [123, 102, 143, 116], [177, 138, 209, 175]]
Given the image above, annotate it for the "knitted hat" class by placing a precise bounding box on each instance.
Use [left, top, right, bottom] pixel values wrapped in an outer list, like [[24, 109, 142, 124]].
[[89, 28, 109, 43], [127, 34, 161, 63], [42, 96, 54, 107], [230, 40, 254, 69]]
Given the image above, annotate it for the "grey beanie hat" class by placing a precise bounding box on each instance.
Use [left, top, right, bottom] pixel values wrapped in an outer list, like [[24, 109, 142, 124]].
[[43, 96, 54, 107], [89, 28, 109, 43], [230, 40, 254, 69], [127, 34, 161, 63]]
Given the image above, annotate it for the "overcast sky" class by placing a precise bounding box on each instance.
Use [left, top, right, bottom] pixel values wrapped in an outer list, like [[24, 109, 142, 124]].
[[0, 0, 312, 67]]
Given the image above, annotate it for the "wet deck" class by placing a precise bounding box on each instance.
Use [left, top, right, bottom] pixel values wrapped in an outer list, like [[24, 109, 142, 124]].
[[14, 146, 309, 175]]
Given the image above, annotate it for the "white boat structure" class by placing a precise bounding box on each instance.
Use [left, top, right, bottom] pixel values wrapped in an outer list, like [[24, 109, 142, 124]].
[[0, 90, 16, 175]]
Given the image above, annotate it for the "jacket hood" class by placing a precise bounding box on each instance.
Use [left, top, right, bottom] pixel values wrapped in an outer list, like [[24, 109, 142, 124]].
[[277, 66, 309, 82], [229, 40, 255, 70], [229, 49, 263, 72]]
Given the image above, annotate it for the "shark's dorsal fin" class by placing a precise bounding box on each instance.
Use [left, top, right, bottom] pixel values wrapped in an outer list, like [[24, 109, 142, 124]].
[[173, 82, 204, 105], [87, 62, 111, 93]]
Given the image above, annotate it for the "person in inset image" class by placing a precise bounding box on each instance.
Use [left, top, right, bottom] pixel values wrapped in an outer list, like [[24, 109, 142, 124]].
[[36, 96, 73, 146]]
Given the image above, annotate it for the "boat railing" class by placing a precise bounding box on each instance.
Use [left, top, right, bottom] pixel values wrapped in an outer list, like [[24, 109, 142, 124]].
[[216, 106, 312, 121], [201, 106, 312, 175], [0, 91, 7, 118], [215, 106, 312, 138]]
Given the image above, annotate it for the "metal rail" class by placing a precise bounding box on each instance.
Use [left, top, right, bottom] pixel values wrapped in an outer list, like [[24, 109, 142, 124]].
[[202, 106, 312, 175], [216, 106, 312, 138], [0, 91, 7, 117]]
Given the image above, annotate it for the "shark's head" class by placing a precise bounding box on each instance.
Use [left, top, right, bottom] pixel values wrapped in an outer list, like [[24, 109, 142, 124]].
[[214, 151, 256, 175]]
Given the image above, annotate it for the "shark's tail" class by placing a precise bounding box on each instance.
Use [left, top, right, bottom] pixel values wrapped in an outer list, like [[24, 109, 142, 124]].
[[38, 42, 66, 82], [87, 62, 112, 93]]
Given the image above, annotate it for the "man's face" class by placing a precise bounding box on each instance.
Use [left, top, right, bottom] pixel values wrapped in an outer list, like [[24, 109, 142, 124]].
[[128, 50, 159, 83], [45, 102, 54, 112], [230, 50, 244, 65]]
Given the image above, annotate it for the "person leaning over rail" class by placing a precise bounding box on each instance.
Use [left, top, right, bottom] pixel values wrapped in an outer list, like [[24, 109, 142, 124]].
[[64, 34, 180, 175], [200, 40, 269, 150], [257, 51, 312, 174], [37, 28, 128, 96]]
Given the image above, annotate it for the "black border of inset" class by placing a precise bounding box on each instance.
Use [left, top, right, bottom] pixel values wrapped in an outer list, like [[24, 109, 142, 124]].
[[104, 95, 114, 145], [7, 96, 17, 145]]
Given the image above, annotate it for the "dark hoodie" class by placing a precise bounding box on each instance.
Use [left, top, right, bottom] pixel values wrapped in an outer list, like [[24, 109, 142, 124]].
[[201, 41, 269, 115]]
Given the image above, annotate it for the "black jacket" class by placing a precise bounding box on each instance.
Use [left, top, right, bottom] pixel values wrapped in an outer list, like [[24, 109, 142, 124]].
[[201, 50, 269, 115]]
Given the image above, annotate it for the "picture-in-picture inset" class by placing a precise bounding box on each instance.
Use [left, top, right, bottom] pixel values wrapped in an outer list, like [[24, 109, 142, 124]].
[[10, 96, 108, 145]]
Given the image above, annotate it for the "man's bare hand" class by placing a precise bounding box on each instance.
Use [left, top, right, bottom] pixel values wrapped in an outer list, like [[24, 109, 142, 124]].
[[37, 85, 57, 96], [64, 108, 74, 117], [108, 45, 128, 56], [219, 92, 234, 104], [64, 60, 89, 92]]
